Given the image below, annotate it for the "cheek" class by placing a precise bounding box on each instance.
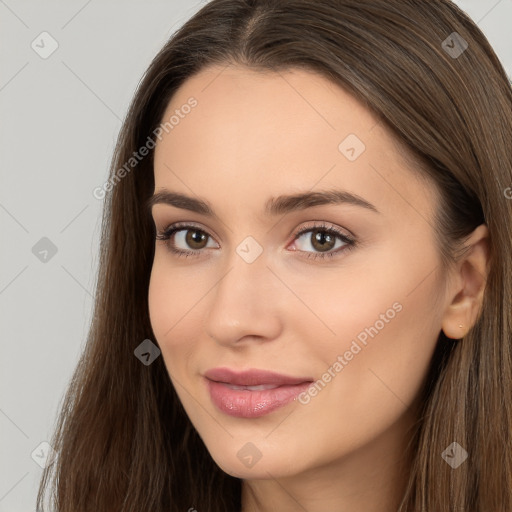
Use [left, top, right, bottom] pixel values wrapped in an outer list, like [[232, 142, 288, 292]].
[[147, 258, 216, 433], [147, 255, 211, 375], [148, 260, 173, 343], [300, 247, 443, 418], [280, 261, 442, 466], [149, 255, 198, 338], [294, 237, 439, 366]]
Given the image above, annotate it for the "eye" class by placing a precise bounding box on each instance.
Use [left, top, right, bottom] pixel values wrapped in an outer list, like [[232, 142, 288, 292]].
[[289, 221, 356, 260], [155, 222, 218, 258], [155, 221, 356, 260]]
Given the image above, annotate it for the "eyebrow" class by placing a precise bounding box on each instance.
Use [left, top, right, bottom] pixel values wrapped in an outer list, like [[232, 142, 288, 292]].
[[146, 189, 379, 217]]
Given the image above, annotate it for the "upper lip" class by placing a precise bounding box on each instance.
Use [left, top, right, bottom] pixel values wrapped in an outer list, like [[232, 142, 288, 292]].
[[204, 367, 314, 386]]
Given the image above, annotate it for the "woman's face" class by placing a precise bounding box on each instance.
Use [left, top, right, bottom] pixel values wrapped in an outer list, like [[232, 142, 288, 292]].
[[148, 64, 449, 480]]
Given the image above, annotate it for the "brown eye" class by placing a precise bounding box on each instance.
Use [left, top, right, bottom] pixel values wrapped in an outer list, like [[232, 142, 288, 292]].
[[155, 224, 218, 256], [292, 223, 354, 259], [309, 229, 337, 252], [184, 229, 209, 249]]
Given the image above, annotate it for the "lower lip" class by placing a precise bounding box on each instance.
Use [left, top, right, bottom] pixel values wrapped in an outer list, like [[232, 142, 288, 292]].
[[205, 378, 312, 418]]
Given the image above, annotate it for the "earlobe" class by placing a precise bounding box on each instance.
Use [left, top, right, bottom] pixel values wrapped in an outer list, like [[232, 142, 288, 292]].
[[441, 224, 490, 340]]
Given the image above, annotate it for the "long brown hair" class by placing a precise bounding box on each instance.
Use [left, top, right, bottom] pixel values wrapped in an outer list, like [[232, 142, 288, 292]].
[[37, 1, 512, 510]]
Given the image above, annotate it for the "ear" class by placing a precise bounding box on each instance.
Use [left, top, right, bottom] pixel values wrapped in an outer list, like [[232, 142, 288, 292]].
[[441, 224, 490, 339]]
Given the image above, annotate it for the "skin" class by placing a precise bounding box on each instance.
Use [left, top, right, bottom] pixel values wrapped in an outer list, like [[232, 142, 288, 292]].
[[148, 64, 489, 512]]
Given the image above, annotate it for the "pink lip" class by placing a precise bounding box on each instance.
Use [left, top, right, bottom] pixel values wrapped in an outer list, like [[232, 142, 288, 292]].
[[204, 367, 314, 418]]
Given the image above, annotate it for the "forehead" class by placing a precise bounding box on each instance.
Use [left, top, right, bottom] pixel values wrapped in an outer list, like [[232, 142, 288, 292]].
[[158, 64, 380, 157], [152, 64, 437, 223]]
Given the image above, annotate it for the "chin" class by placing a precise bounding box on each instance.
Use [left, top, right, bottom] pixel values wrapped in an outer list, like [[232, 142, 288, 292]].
[[205, 441, 307, 480]]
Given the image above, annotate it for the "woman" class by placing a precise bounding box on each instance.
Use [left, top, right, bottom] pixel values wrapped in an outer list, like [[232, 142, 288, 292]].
[[37, 1, 512, 510]]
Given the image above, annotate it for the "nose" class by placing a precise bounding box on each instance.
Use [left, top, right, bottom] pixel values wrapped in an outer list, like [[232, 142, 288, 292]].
[[204, 246, 284, 347]]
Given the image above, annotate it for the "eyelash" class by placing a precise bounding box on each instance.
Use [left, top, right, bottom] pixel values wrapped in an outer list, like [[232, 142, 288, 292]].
[[155, 221, 356, 261]]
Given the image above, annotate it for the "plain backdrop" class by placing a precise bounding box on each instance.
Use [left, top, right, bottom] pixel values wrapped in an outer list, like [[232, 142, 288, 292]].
[[0, 1, 511, 509]]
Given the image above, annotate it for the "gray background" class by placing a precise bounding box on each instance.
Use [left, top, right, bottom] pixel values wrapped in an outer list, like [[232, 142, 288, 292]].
[[0, 1, 510, 509]]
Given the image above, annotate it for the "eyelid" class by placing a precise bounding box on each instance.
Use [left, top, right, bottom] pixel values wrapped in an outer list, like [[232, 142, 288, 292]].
[[155, 220, 353, 242], [156, 221, 219, 244], [291, 220, 355, 242]]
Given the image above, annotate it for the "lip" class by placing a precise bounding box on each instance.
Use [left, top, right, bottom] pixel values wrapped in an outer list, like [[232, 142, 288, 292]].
[[204, 367, 314, 418]]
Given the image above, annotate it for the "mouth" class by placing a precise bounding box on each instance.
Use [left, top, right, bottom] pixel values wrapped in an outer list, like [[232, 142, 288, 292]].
[[204, 367, 314, 418]]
